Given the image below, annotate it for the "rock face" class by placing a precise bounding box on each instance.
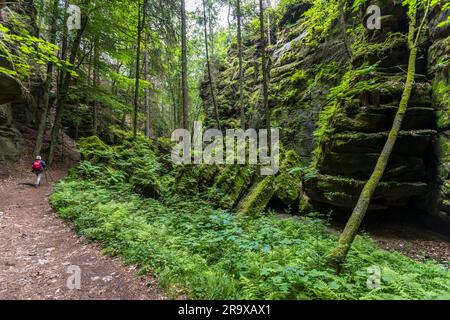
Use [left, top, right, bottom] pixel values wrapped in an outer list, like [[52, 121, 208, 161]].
[[0, 104, 21, 163], [304, 2, 445, 213], [0, 58, 22, 163], [0, 58, 22, 105], [199, 1, 450, 220], [429, 8, 450, 222]]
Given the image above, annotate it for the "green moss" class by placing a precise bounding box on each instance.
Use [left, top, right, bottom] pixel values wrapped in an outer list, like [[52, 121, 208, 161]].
[[433, 80, 450, 129], [0, 135, 19, 162], [209, 165, 256, 209], [130, 167, 162, 198], [77, 136, 114, 163], [438, 135, 450, 181], [311, 64, 381, 168], [273, 150, 303, 206], [237, 176, 275, 216]]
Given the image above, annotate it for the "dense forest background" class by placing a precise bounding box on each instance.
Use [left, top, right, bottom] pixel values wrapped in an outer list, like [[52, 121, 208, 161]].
[[1, 0, 450, 299]]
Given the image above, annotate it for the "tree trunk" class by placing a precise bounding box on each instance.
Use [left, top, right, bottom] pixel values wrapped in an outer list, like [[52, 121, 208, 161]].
[[266, 0, 271, 46], [48, 15, 88, 166], [202, 0, 221, 130], [328, 1, 431, 269], [227, 0, 231, 45], [259, 0, 270, 150], [143, 33, 151, 138], [34, 0, 58, 157], [181, 0, 188, 129], [338, 0, 352, 59], [237, 0, 245, 129], [93, 38, 99, 136], [207, 1, 214, 59], [58, 0, 69, 90], [133, 0, 148, 141]]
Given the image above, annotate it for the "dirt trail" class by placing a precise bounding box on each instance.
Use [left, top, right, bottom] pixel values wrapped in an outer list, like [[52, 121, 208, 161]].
[[0, 168, 166, 300]]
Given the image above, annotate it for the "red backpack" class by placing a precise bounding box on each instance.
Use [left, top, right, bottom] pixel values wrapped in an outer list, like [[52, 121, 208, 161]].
[[32, 160, 42, 172]]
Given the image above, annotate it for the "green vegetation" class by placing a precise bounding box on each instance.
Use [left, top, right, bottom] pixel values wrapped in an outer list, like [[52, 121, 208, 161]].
[[2, 0, 450, 301], [49, 137, 450, 299]]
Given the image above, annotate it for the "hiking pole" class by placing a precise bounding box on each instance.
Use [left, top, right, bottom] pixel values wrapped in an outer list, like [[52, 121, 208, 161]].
[[45, 169, 53, 183], [44, 169, 53, 184], [44, 170, 49, 184]]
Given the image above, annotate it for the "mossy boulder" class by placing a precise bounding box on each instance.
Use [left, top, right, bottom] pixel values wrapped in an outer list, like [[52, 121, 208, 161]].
[[174, 164, 221, 196], [237, 176, 275, 216], [209, 165, 256, 209]]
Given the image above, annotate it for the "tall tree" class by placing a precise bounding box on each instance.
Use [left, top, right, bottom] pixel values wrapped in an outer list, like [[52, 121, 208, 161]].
[[202, 0, 221, 130], [57, 0, 69, 92], [237, 0, 245, 129], [266, 0, 271, 46], [92, 38, 99, 136], [143, 33, 152, 138], [227, 0, 231, 45], [259, 0, 270, 149], [181, 0, 188, 129], [338, 0, 352, 59], [133, 0, 148, 141], [328, 0, 432, 269], [34, 0, 59, 157], [48, 14, 88, 166]]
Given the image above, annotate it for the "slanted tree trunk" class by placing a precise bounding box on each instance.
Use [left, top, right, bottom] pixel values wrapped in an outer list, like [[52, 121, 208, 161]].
[[328, 0, 431, 269], [34, 0, 58, 157], [133, 0, 148, 141], [181, 0, 188, 129], [202, 0, 221, 130], [237, 0, 245, 130], [259, 0, 270, 150]]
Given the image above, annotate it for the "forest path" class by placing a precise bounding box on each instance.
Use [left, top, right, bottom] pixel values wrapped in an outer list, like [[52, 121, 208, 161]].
[[0, 167, 166, 300]]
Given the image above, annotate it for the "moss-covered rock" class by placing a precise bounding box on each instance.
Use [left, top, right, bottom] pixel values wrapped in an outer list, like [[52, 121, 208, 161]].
[[330, 130, 436, 156], [77, 136, 114, 163], [174, 164, 221, 196], [0, 134, 20, 163], [333, 106, 436, 133], [320, 152, 426, 182], [305, 174, 428, 209], [0, 104, 20, 163], [237, 176, 275, 216], [0, 58, 22, 105], [209, 165, 256, 209], [273, 150, 303, 206]]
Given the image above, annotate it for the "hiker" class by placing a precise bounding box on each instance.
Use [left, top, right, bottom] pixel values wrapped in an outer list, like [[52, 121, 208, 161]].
[[31, 156, 46, 187]]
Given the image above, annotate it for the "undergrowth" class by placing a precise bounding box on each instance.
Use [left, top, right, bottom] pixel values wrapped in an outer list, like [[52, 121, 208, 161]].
[[49, 136, 450, 300]]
